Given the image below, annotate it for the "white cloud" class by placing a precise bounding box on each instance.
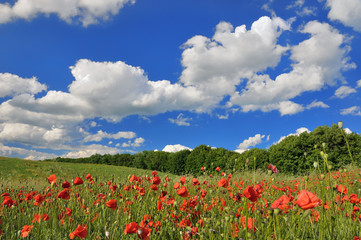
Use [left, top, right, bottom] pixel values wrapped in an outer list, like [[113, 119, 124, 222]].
[[83, 130, 136, 142], [306, 100, 330, 109], [0, 0, 135, 27], [168, 113, 192, 126], [121, 137, 145, 148], [356, 80, 361, 88], [236, 134, 265, 153], [344, 128, 352, 134], [276, 127, 310, 144], [0, 73, 47, 98], [326, 0, 361, 32], [61, 144, 123, 158], [296, 6, 317, 16], [341, 106, 361, 116], [162, 144, 192, 153], [180, 16, 290, 101], [0, 142, 57, 160], [229, 21, 355, 115], [334, 86, 357, 99], [90, 121, 97, 127]]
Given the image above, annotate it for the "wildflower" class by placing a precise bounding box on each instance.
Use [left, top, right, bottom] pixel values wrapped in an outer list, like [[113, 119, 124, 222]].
[[32, 213, 49, 223], [217, 178, 229, 188], [215, 167, 221, 172], [244, 186, 260, 202], [271, 195, 291, 211], [20, 225, 34, 238], [180, 176, 186, 185], [124, 222, 139, 234], [58, 189, 70, 200], [74, 177, 83, 185], [70, 224, 88, 239], [177, 186, 190, 198], [295, 190, 321, 210], [47, 174, 56, 184], [106, 199, 117, 210], [201, 167, 205, 171], [174, 182, 180, 189], [62, 181, 71, 188]]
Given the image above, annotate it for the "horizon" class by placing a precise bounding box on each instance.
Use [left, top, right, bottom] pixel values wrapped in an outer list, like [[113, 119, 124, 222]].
[[0, 0, 360, 160]]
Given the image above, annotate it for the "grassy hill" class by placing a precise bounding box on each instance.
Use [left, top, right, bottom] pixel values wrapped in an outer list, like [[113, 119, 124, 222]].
[[0, 156, 176, 189]]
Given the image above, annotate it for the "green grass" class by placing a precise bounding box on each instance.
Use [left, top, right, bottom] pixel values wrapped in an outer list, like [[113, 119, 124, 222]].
[[0, 157, 176, 190]]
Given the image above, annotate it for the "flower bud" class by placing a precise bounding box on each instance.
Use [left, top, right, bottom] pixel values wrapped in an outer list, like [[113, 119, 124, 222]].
[[338, 121, 343, 129]]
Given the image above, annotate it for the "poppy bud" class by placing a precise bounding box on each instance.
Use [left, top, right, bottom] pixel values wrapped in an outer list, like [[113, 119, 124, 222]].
[[338, 121, 343, 129]]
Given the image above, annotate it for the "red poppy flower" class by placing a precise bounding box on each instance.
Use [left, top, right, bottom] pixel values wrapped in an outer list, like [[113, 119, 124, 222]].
[[74, 177, 83, 185], [192, 178, 200, 186], [337, 184, 348, 194], [21, 225, 34, 238], [295, 190, 321, 210], [124, 222, 139, 234], [201, 167, 205, 171], [70, 225, 88, 239], [180, 176, 186, 185], [137, 227, 151, 240], [85, 174, 92, 181], [244, 186, 260, 202], [177, 186, 190, 198], [2, 196, 13, 206], [349, 193, 359, 204], [152, 176, 161, 185], [173, 182, 180, 189], [62, 181, 71, 188], [106, 199, 117, 210], [271, 195, 290, 211], [58, 189, 70, 200], [217, 178, 229, 188], [48, 174, 56, 184], [215, 167, 221, 172], [32, 213, 49, 223]]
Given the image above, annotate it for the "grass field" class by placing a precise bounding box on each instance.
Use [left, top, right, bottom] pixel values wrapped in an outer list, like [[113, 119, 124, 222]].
[[1, 157, 361, 239]]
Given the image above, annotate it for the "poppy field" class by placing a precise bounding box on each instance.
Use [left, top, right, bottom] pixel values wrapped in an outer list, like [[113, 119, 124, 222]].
[[1, 158, 361, 239]]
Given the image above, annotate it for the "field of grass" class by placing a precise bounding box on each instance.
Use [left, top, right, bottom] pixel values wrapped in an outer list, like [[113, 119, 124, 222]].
[[0, 157, 177, 190], [1, 156, 361, 239]]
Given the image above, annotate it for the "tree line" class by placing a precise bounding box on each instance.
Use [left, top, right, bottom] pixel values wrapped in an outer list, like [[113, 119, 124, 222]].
[[52, 124, 361, 175]]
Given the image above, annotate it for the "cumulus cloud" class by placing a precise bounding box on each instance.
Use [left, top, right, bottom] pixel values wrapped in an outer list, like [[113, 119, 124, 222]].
[[0, 73, 47, 98], [168, 113, 192, 126], [334, 86, 357, 99], [235, 134, 265, 153], [341, 106, 361, 116], [356, 80, 361, 88], [61, 144, 123, 158], [180, 16, 290, 101], [0, 0, 135, 27], [306, 100, 330, 109], [121, 137, 145, 148], [0, 142, 57, 160], [276, 127, 310, 144], [162, 144, 192, 153], [83, 130, 136, 142], [326, 0, 361, 32], [229, 21, 355, 115]]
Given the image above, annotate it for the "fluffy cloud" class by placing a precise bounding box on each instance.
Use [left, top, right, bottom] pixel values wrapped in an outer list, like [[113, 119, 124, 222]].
[[334, 86, 357, 98], [276, 127, 310, 144], [0, 143, 57, 160], [180, 16, 290, 100], [162, 144, 192, 153], [0, 0, 135, 26], [0, 73, 47, 98], [306, 100, 330, 109], [326, 0, 361, 32], [169, 113, 192, 126], [356, 80, 361, 88], [121, 137, 145, 148], [61, 144, 123, 158], [235, 134, 265, 153], [341, 106, 361, 116], [229, 21, 355, 114], [83, 130, 136, 142]]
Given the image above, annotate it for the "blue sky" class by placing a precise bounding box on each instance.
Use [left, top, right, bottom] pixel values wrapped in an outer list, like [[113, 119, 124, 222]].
[[0, 0, 361, 160]]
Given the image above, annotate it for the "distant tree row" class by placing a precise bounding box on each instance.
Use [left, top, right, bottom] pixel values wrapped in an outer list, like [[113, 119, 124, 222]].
[[52, 124, 361, 175]]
